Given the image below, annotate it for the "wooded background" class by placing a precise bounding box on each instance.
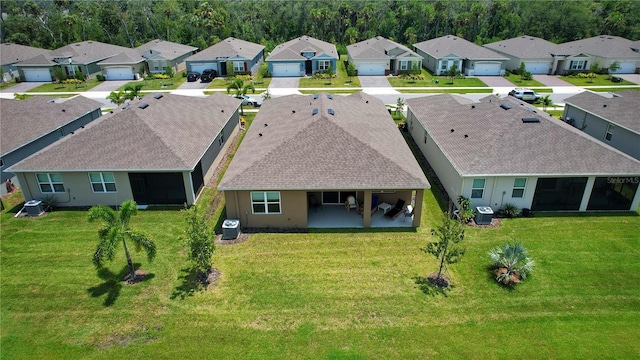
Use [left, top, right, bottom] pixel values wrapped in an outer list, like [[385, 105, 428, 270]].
[[1, 0, 639, 52]]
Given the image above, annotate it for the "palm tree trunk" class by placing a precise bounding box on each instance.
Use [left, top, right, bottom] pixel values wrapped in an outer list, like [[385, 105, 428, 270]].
[[122, 238, 136, 280]]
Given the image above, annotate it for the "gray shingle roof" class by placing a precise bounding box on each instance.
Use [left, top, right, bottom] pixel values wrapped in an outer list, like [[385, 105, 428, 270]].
[[483, 36, 559, 59], [97, 51, 144, 65], [8, 93, 241, 172], [186, 37, 264, 61], [348, 36, 422, 60], [219, 93, 430, 191], [136, 39, 197, 61], [564, 90, 640, 133], [0, 43, 48, 66], [1, 96, 103, 156], [406, 94, 640, 176], [266, 36, 338, 62], [414, 35, 509, 60], [554, 35, 640, 58], [47, 41, 132, 64]]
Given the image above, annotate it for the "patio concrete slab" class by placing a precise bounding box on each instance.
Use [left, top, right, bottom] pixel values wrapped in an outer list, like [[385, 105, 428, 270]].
[[533, 75, 574, 87], [307, 204, 414, 228]]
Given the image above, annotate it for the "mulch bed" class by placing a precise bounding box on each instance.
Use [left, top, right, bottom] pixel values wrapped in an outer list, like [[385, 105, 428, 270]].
[[123, 269, 149, 285]]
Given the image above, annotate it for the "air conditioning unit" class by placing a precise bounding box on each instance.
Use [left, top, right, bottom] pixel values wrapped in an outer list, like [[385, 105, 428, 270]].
[[221, 219, 241, 240], [25, 200, 45, 217], [475, 206, 494, 225]]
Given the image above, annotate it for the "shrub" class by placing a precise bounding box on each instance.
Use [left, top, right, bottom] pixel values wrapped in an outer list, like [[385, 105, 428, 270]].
[[488, 240, 534, 287], [181, 71, 187, 78], [96, 74, 105, 81], [500, 203, 519, 218], [455, 196, 475, 224], [153, 74, 170, 80]]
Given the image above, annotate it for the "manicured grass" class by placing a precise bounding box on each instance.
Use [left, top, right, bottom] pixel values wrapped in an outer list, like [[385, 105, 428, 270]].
[[27, 79, 102, 92], [299, 55, 361, 88], [584, 87, 640, 92], [397, 88, 494, 94], [387, 69, 488, 88], [118, 74, 186, 91], [299, 89, 361, 94], [0, 81, 19, 90], [560, 74, 636, 86], [206, 76, 272, 90], [2, 183, 639, 358], [545, 110, 564, 119], [503, 73, 546, 87]]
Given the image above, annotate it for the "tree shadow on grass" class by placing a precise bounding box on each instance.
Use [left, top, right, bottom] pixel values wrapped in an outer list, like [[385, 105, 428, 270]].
[[171, 267, 202, 300], [413, 276, 455, 297], [87, 263, 154, 306]]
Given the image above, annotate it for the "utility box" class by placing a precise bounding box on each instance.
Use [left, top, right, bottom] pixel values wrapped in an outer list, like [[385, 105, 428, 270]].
[[475, 206, 494, 225], [25, 200, 45, 217], [221, 219, 241, 240]]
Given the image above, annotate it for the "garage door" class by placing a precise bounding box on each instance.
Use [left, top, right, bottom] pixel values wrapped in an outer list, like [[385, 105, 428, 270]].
[[610, 61, 637, 74], [357, 62, 386, 76], [23, 68, 52, 82], [272, 63, 300, 77], [474, 63, 502, 76], [189, 63, 217, 74], [105, 67, 134, 80], [524, 62, 549, 74]]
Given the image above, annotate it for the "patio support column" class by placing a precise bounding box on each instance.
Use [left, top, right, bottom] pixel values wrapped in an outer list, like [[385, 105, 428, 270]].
[[579, 176, 596, 211], [412, 189, 424, 227], [362, 190, 372, 228]]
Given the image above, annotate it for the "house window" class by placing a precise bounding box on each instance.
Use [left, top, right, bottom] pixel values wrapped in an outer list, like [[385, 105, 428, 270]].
[[471, 178, 485, 198], [233, 61, 244, 72], [512, 178, 527, 198], [218, 133, 225, 147], [153, 61, 160, 71], [36, 173, 65, 193], [89, 172, 117, 193], [251, 191, 281, 214], [569, 60, 588, 70], [399, 60, 409, 70], [318, 60, 331, 71], [605, 124, 614, 141], [424, 131, 428, 144], [441, 61, 448, 70]]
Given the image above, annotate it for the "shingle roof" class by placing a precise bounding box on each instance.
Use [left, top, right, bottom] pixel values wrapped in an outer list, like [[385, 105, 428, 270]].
[[266, 36, 338, 62], [97, 51, 144, 65], [406, 94, 640, 176], [14, 53, 55, 66], [0, 43, 48, 66], [137, 39, 197, 61], [483, 36, 559, 59], [47, 41, 132, 64], [564, 90, 640, 134], [554, 35, 640, 58], [1, 96, 103, 156], [348, 36, 422, 60], [186, 37, 264, 61], [8, 93, 241, 172], [414, 35, 509, 60], [219, 92, 430, 191]]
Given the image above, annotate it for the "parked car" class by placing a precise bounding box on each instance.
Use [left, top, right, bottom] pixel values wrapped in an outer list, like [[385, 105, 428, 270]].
[[508, 88, 541, 102], [201, 69, 217, 83], [231, 94, 262, 107], [187, 72, 200, 82]]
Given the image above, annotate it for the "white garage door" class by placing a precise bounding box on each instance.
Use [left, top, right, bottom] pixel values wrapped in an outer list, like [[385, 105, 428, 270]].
[[474, 63, 502, 76], [524, 62, 549, 74], [105, 67, 134, 80], [357, 62, 386, 76], [610, 61, 637, 74], [189, 63, 217, 74], [272, 63, 300, 77], [23, 68, 52, 82]]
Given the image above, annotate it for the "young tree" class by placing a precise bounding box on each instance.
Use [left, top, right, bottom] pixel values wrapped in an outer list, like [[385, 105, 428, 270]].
[[346, 62, 357, 82], [107, 90, 126, 106], [395, 97, 405, 117], [326, 63, 334, 85], [226, 61, 235, 78], [607, 61, 621, 78], [541, 94, 554, 112], [53, 66, 66, 84], [422, 212, 466, 287], [488, 240, 534, 286], [88, 200, 157, 281], [446, 62, 461, 84], [124, 83, 144, 100], [182, 205, 215, 281], [226, 78, 255, 115], [164, 66, 174, 78]]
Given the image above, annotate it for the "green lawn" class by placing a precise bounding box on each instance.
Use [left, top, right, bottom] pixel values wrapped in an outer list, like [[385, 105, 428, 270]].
[[2, 183, 639, 358], [118, 74, 186, 91], [560, 74, 636, 86], [27, 79, 102, 93], [387, 69, 488, 88], [585, 87, 640, 92], [0, 81, 18, 90], [397, 88, 494, 94], [503, 73, 546, 87], [299, 55, 361, 88], [206, 76, 272, 90]]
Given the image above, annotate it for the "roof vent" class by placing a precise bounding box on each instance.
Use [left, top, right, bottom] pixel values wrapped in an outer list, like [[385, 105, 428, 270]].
[[292, 110, 295, 114], [327, 94, 333, 99], [264, 123, 268, 127], [471, 105, 475, 109], [138, 103, 149, 109], [450, 129, 455, 133], [313, 94, 320, 99], [312, 108, 318, 115], [123, 103, 130, 110], [221, 109, 224, 112], [61, 109, 65, 112], [603, 104, 607, 107], [153, 93, 163, 99], [259, 133, 262, 137], [464, 134, 468, 138], [522, 117, 540, 123], [366, 100, 369, 103], [328, 108, 334, 115], [500, 103, 511, 110]]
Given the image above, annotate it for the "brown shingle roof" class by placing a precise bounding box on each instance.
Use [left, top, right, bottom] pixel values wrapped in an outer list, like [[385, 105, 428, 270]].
[[347, 36, 422, 60], [8, 93, 241, 172], [564, 90, 640, 133], [1, 96, 103, 155], [483, 36, 559, 59], [219, 93, 430, 191], [0, 43, 48, 66], [406, 94, 640, 176], [554, 35, 640, 58], [266, 36, 338, 61], [414, 35, 509, 60]]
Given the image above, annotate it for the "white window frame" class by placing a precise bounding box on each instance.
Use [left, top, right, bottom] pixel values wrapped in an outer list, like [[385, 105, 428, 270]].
[[36, 173, 65, 193], [605, 124, 614, 141], [570, 60, 587, 70], [318, 60, 331, 71], [399, 60, 409, 70], [89, 172, 117, 193], [218, 133, 225, 147], [512, 178, 527, 198], [233, 61, 244, 72], [251, 191, 281, 214], [424, 130, 428, 144], [471, 178, 485, 199], [441, 61, 448, 70], [153, 61, 160, 71]]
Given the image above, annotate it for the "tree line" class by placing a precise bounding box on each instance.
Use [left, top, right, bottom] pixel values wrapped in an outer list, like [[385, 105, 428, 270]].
[[1, 0, 639, 53]]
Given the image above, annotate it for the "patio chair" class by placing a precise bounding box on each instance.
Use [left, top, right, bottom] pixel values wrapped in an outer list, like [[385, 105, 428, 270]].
[[403, 205, 414, 222], [384, 199, 406, 219], [345, 195, 358, 212]]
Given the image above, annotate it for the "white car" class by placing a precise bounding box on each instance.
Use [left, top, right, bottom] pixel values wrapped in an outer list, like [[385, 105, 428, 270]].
[[232, 94, 262, 107], [508, 88, 541, 102]]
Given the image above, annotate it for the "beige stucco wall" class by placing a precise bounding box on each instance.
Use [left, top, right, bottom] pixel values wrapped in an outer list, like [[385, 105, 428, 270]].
[[223, 190, 308, 228]]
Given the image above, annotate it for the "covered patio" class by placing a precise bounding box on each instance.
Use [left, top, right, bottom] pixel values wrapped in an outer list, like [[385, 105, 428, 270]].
[[307, 204, 415, 228]]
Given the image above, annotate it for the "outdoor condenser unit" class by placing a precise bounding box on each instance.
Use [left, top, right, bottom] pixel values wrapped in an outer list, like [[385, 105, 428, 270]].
[[24, 200, 45, 217], [221, 219, 241, 240], [475, 206, 494, 225]]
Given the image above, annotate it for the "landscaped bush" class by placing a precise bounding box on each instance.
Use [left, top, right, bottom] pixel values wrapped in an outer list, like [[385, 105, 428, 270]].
[[488, 240, 534, 287], [96, 74, 105, 81], [311, 72, 335, 80], [153, 74, 170, 79], [455, 195, 475, 224], [500, 203, 519, 218]]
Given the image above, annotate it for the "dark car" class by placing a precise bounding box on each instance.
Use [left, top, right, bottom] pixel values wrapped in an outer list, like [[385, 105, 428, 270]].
[[187, 71, 200, 82], [201, 69, 218, 83]]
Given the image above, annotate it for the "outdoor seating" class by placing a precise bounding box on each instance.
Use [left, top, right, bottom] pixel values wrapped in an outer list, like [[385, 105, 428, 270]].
[[384, 199, 406, 219], [403, 205, 414, 222], [345, 195, 358, 212]]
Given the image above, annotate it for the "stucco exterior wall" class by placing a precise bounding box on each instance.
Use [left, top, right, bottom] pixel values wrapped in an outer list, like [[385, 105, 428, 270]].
[[223, 190, 308, 228]]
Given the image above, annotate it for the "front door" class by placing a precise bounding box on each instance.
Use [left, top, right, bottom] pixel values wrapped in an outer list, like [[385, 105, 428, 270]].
[[305, 60, 313, 75]]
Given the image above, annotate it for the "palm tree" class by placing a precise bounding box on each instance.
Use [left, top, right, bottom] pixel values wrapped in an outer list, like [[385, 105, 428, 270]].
[[488, 240, 534, 286], [107, 90, 126, 106], [88, 200, 157, 281], [124, 84, 144, 100], [541, 95, 554, 112], [226, 78, 255, 115]]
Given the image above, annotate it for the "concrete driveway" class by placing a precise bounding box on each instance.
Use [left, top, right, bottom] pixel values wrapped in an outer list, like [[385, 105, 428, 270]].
[[358, 76, 391, 88], [269, 77, 299, 88], [474, 76, 514, 87], [90, 80, 132, 92], [615, 73, 640, 84], [0, 81, 46, 93], [532, 75, 574, 86], [178, 79, 212, 90]]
